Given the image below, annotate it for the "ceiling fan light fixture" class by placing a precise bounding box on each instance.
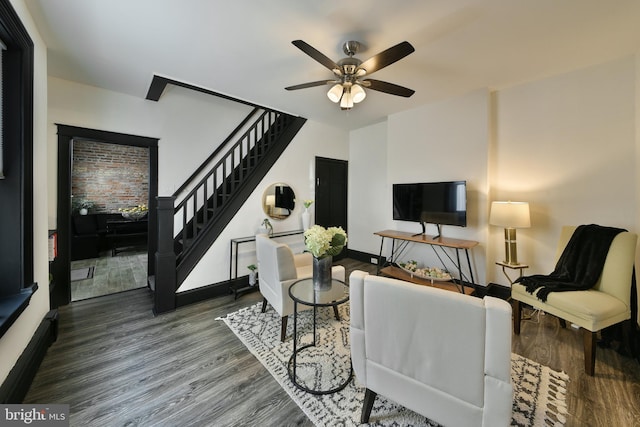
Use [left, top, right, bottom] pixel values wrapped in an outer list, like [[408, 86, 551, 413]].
[[327, 84, 344, 103], [351, 84, 366, 103], [288, 39, 415, 110], [340, 88, 354, 109]]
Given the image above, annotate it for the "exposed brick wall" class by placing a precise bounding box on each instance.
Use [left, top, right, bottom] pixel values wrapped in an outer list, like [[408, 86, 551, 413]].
[[72, 140, 149, 213]]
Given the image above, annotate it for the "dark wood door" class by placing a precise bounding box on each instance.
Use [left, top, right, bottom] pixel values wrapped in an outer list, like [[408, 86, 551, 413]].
[[315, 157, 348, 260]]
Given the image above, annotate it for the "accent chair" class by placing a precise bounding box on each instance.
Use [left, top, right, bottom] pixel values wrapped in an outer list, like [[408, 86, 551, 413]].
[[350, 270, 513, 426], [511, 225, 637, 375], [255, 234, 346, 341]]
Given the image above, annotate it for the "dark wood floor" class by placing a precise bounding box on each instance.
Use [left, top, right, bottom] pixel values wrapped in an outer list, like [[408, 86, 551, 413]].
[[24, 259, 640, 426]]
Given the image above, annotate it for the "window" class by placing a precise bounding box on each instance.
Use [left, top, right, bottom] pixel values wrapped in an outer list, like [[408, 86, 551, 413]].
[[0, 0, 36, 337], [0, 36, 5, 179]]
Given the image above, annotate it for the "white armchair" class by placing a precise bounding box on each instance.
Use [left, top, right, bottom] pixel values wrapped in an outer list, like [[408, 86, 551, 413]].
[[255, 234, 346, 341], [350, 271, 513, 426]]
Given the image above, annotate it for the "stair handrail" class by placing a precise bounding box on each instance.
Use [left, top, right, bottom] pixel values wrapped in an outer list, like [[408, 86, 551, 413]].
[[173, 110, 284, 248], [172, 107, 261, 198], [174, 109, 275, 215]]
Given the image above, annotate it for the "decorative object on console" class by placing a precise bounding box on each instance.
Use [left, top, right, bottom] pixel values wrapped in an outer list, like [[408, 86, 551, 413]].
[[300, 199, 313, 231], [398, 260, 452, 283], [258, 218, 273, 236], [119, 204, 148, 220], [490, 201, 530, 265], [247, 264, 258, 286], [304, 225, 347, 291], [72, 198, 95, 216]]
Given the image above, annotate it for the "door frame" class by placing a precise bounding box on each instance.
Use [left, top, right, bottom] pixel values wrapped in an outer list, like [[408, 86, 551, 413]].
[[53, 124, 159, 309], [314, 156, 348, 259]]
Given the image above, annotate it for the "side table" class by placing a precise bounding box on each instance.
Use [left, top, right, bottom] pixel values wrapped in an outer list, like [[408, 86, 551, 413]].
[[496, 261, 528, 285], [287, 278, 352, 395]]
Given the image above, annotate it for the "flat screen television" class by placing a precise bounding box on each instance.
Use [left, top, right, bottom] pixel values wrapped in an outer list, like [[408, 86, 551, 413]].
[[393, 181, 467, 236]]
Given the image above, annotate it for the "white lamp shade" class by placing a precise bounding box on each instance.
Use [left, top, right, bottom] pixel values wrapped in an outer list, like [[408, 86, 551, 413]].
[[351, 84, 366, 103], [340, 89, 354, 109], [327, 84, 344, 103], [489, 201, 530, 228]]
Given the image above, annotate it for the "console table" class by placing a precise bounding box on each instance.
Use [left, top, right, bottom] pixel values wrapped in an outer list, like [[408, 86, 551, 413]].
[[106, 218, 148, 256], [374, 230, 478, 294], [229, 229, 304, 279]]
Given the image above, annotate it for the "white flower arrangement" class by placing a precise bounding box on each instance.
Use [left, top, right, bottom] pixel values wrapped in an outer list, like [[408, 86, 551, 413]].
[[304, 225, 347, 259]]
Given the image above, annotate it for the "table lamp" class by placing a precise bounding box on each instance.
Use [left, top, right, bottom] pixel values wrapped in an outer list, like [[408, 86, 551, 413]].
[[489, 201, 530, 265]]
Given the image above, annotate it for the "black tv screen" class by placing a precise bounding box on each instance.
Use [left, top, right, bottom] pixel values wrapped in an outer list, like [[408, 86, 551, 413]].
[[393, 181, 467, 227]]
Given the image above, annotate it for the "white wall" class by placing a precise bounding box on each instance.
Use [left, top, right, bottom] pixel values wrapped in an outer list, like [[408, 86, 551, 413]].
[[0, 0, 51, 384], [490, 56, 637, 287], [347, 56, 640, 299], [380, 89, 491, 285], [348, 121, 388, 256]]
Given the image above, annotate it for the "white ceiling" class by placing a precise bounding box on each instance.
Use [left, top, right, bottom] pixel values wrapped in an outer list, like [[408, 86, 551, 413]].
[[23, 0, 640, 130]]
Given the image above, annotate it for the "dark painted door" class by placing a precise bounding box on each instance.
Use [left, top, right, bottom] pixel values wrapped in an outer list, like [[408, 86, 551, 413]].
[[314, 157, 348, 260]]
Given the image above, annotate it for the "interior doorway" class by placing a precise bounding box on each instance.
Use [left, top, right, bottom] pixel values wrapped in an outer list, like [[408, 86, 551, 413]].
[[52, 125, 159, 309], [314, 157, 348, 260], [69, 139, 150, 301]]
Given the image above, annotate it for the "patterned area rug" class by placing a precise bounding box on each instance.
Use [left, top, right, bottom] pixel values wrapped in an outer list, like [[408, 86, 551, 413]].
[[220, 303, 569, 426]]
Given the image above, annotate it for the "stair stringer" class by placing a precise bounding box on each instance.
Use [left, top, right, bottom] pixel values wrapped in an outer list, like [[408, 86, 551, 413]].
[[175, 116, 307, 285]]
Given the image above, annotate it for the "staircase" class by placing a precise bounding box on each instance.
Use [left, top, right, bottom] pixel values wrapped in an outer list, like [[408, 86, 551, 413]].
[[153, 108, 306, 313]]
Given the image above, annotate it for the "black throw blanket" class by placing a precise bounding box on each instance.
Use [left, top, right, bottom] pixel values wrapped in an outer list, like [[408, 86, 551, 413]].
[[515, 224, 625, 302]]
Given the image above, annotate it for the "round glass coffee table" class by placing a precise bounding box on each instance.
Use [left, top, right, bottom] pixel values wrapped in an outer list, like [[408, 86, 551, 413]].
[[287, 277, 352, 395]]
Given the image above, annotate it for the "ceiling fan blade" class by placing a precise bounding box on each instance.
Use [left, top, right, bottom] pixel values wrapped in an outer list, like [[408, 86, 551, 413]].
[[363, 79, 415, 97], [358, 41, 415, 75], [285, 80, 334, 91], [292, 40, 340, 71]]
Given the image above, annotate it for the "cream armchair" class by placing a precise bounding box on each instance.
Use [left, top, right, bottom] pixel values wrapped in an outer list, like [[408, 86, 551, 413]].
[[512, 225, 637, 375], [350, 271, 513, 426], [255, 234, 345, 341]]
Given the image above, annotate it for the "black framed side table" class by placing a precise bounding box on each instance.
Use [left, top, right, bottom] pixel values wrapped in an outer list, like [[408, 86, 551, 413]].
[[287, 278, 352, 395]]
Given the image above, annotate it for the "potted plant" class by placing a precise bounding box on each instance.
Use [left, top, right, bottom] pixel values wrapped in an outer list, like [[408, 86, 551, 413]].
[[72, 198, 95, 215], [258, 218, 273, 236], [247, 264, 258, 286]]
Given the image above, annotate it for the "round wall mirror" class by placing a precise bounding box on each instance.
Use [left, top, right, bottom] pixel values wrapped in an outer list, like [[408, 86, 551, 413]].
[[262, 183, 295, 220]]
